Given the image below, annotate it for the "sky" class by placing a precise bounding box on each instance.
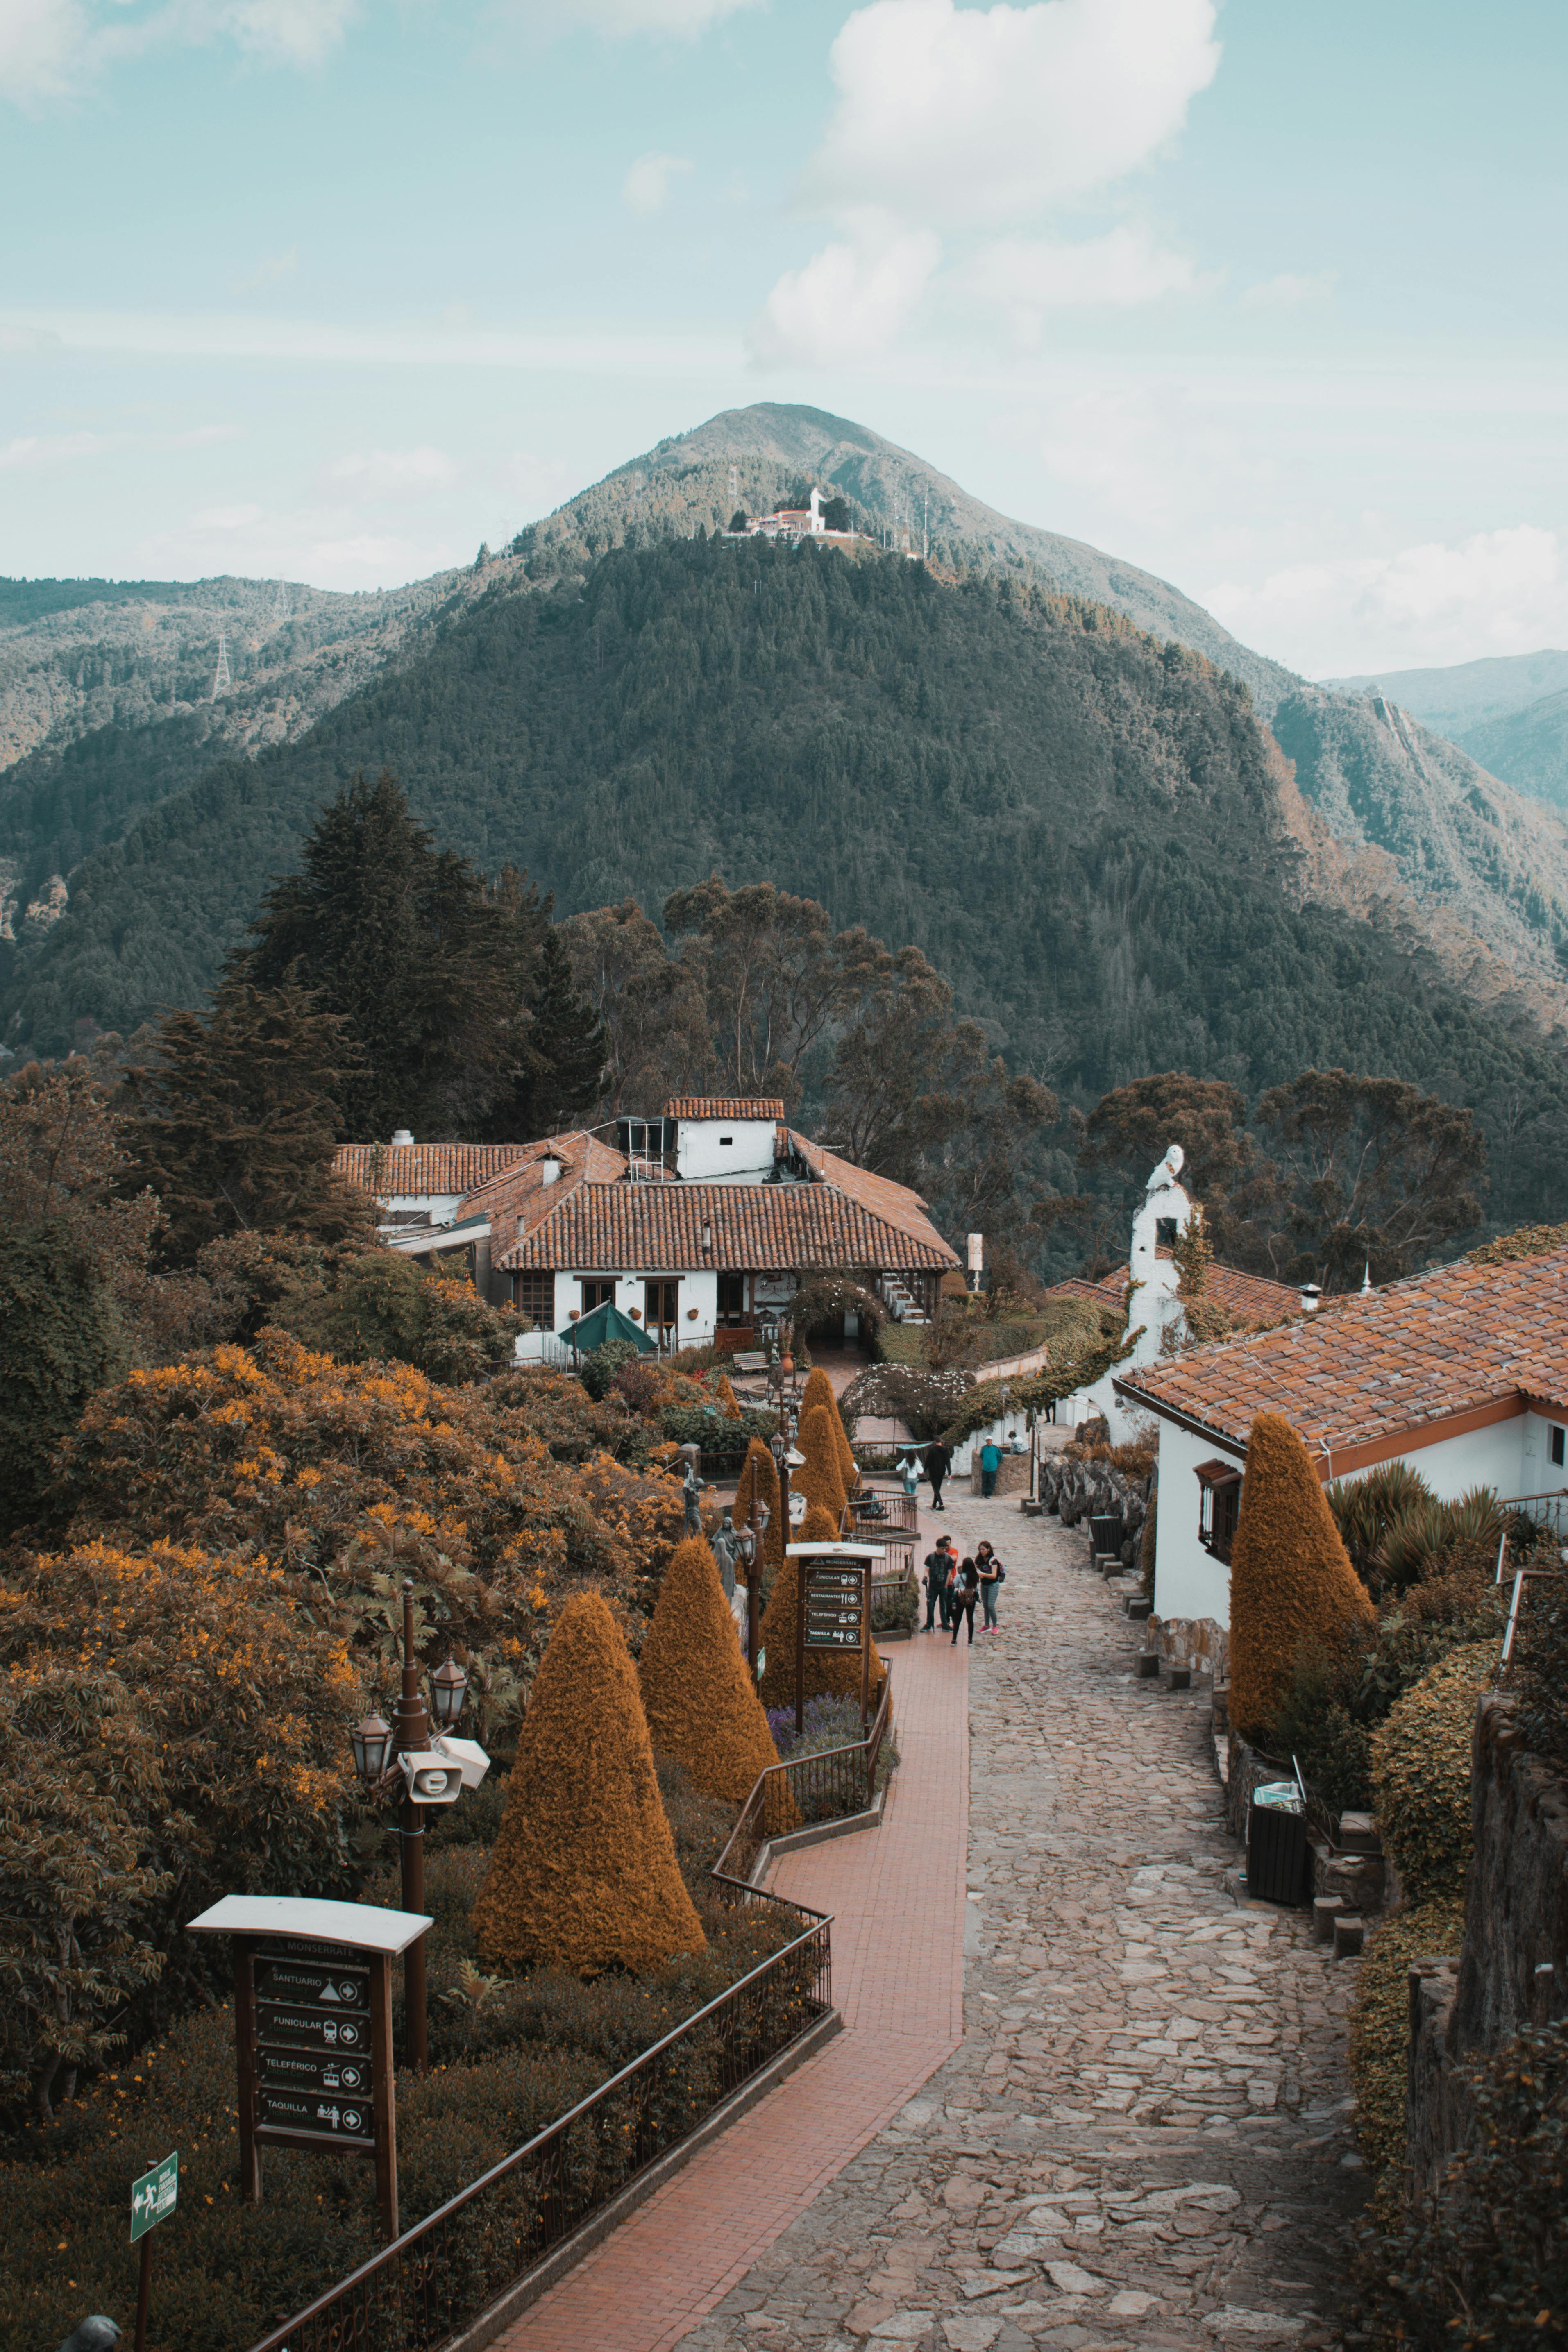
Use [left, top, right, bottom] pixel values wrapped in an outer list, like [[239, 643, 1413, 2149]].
[[2, 0, 1566, 679]]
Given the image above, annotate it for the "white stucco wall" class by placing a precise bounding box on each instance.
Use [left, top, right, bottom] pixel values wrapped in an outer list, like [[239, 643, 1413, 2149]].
[[1151, 1422, 1244, 1626], [564, 1267, 723, 1342], [1152, 1402, 1565, 1630], [675, 1120, 778, 1182], [379, 1190, 466, 1223]]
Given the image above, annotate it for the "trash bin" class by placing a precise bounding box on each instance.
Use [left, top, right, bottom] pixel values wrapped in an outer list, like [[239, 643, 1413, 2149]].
[[1089, 1512, 1124, 1557], [1246, 1781, 1311, 1905]]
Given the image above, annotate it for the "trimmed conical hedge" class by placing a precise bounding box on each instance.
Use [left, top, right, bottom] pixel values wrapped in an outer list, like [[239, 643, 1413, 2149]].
[[715, 1372, 743, 1421], [801, 1366, 857, 1492], [733, 1436, 783, 1584], [796, 1404, 848, 1531], [639, 1536, 782, 1803], [758, 1514, 885, 1710], [472, 1591, 706, 1975], [1229, 1411, 1377, 1742]]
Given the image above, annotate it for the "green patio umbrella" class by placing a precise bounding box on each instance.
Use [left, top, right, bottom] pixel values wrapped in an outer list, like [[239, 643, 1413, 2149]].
[[557, 1300, 657, 1360]]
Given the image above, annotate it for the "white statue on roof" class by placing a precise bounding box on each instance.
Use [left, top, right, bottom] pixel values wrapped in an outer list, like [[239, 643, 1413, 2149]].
[[1128, 1142, 1194, 1369]]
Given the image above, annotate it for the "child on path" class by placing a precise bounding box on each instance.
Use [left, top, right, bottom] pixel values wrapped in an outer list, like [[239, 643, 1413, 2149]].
[[976, 1540, 1003, 1631], [949, 1554, 979, 1646]]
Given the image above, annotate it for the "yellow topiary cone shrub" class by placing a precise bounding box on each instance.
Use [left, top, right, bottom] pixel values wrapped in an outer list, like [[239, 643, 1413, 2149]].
[[758, 1502, 885, 1711], [715, 1373, 743, 1421], [472, 1591, 705, 1976], [639, 1536, 783, 1804], [1228, 1410, 1377, 1743], [795, 1405, 848, 1532], [733, 1436, 783, 1586], [801, 1366, 858, 1493]]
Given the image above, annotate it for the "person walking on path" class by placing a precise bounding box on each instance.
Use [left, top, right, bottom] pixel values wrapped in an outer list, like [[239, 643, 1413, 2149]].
[[900, 1447, 921, 1504], [924, 1440, 952, 1511], [949, 1554, 979, 1646], [976, 1540, 1003, 1632], [979, 1438, 1002, 1498], [923, 1535, 956, 1631]]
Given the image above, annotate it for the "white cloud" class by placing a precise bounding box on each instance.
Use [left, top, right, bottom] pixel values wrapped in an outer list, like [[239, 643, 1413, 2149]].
[[747, 229, 941, 368], [1206, 526, 1568, 676], [751, 0, 1219, 364], [968, 225, 1205, 345], [0, 429, 115, 469], [621, 151, 692, 215], [501, 451, 576, 513], [233, 244, 299, 294], [0, 0, 360, 106], [1240, 269, 1337, 309], [519, 0, 758, 32], [803, 0, 1219, 230], [324, 445, 459, 498]]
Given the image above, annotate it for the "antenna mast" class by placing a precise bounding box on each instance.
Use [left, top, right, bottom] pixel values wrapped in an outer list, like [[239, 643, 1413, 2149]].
[[211, 631, 232, 700]]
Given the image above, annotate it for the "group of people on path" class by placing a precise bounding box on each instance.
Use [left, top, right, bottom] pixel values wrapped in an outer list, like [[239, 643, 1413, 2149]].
[[921, 1534, 1004, 1644], [900, 1437, 1006, 1507]]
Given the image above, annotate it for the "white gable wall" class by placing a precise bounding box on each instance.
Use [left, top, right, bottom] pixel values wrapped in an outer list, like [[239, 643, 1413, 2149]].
[[675, 1118, 778, 1182], [1153, 1402, 1563, 1629]]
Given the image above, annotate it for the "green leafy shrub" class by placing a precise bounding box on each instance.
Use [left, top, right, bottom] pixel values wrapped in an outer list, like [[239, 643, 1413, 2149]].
[[1348, 1894, 1466, 2215], [1355, 2016, 1568, 2348], [578, 1336, 642, 1399], [1370, 1642, 1493, 1903], [872, 1577, 918, 1635], [658, 1404, 777, 1453]]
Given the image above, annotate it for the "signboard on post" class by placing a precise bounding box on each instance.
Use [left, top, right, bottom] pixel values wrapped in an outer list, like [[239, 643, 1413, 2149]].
[[788, 1540, 883, 1734], [131, 2151, 177, 2241], [188, 1894, 431, 2245]]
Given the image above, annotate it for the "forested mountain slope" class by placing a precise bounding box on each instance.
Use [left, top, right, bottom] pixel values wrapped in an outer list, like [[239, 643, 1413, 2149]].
[[7, 534, 1568, 1227], [8, 403, 1567, 1029]]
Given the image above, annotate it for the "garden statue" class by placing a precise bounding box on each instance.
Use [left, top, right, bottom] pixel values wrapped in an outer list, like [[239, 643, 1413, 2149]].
[[681, 1456, 703, 1537], [711, 1509, 740, 1599]]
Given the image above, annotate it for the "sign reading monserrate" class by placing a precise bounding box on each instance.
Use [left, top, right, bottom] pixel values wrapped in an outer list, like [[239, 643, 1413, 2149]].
[[131, 2152, 178, 2243], [186, 1894, 433, 2243]]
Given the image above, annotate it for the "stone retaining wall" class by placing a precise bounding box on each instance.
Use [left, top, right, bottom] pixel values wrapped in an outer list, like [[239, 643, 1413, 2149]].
[[1036, 1450, 1149, 1566], [1407, 1696, 1568, 2201]]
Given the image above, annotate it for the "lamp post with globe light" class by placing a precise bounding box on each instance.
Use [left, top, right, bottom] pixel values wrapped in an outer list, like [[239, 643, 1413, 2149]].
[[347, 1580, 489, 2074]]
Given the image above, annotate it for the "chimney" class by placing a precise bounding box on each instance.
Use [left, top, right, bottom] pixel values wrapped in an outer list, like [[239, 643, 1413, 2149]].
[[1300, 1281, 1322, 1314], [391, 1127, 414, 1148]]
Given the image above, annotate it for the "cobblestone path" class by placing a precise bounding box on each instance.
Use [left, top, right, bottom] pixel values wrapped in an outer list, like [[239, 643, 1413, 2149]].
[[678, 1498, 1364, 2352]]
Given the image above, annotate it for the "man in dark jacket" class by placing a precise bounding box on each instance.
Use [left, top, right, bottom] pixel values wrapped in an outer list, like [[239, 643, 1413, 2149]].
[[923, 1535, 956, 1631], [925, 1440, 952, 1510]]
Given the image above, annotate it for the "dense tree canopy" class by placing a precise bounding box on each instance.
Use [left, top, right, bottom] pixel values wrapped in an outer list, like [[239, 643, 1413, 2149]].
[[7, 536, 1567, 1230]]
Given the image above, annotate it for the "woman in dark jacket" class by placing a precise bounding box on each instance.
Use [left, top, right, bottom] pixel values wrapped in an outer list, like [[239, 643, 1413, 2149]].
[[949, 1555, 979, 1646]]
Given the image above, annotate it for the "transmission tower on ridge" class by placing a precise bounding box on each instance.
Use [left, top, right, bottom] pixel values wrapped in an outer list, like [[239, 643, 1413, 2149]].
[[270, 578, 290, 628], [211, 631, 232, 700], [729, 462, 738, 515]]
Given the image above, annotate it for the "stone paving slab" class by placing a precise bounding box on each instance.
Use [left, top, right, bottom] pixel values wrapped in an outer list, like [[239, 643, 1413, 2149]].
[[677, 1498, 1365, 2352]]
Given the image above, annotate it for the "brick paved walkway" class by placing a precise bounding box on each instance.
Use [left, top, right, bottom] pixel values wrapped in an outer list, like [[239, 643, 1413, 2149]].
[[678, 1498, 1365, 2352], [494, 1526, 969, 2352]]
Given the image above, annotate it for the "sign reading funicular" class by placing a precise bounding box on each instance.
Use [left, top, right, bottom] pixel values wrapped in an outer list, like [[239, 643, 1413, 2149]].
[[188, 1894, 432, 2242], [790, 1538, 883, 1735]]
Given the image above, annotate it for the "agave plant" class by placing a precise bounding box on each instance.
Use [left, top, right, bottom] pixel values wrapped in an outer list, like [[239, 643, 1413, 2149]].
[[1328, 1458, 1434, 1582]]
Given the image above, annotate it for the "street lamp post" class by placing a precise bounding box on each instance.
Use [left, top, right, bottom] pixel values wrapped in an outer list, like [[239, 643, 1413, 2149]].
[[348, 1581, 488, 2076]]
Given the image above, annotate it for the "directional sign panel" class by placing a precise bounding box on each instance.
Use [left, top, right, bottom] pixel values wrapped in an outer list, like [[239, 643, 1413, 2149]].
[[805, 1565, 867, 1651], [259, 2085, 374, 2144], [131, 2151, 178, 2242]]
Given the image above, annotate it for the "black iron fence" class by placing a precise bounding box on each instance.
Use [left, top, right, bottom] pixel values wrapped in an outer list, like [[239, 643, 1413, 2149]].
[[715, 1674, 894, 1889], [250, 1909, 830, 2352]]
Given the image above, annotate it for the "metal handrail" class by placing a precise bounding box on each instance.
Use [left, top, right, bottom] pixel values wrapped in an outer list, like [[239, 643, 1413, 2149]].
[[247, 1906, 830, 2352], [247, 1682, 903, 2352], [714, 1672, 894, 1890]]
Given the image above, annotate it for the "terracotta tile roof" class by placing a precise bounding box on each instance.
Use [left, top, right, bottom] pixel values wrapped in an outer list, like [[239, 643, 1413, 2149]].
[[1044, 1258, 1300, 1331], [335, 1142, 529, 1198], [1117, 1243, 1568, 1455], [456, 1132, 629, 1239], [787, 1132, 953, 1261], [664, 1097, 786, 1121], [496, 1179, 958, 1275], [1094, 1257, 1303, 1331]]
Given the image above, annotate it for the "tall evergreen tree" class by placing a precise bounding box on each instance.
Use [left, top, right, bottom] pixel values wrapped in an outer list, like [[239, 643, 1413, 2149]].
[[507, 927, 606, 1138], [241, 770, 529, 1138], [120, 981, 370, 1266]]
